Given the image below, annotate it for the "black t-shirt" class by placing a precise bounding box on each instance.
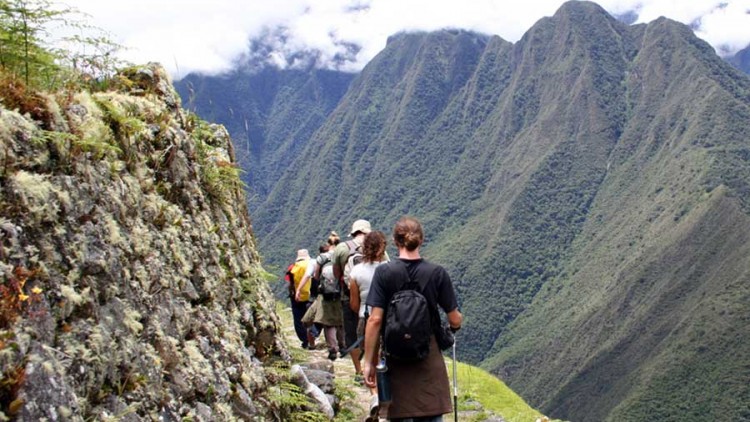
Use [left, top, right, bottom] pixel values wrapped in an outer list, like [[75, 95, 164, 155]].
[[366, 258, 458, 314]]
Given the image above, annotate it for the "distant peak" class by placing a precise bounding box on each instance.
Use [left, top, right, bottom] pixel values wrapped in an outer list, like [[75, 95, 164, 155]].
[[556, 0, 610, 17], [543, 1, 619, 34], [386, 28, 490, 46]]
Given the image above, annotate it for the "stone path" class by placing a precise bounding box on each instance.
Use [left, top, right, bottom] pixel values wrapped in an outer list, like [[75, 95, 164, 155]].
[[279, 305, 506, 421], [279, 305, 372, 421]]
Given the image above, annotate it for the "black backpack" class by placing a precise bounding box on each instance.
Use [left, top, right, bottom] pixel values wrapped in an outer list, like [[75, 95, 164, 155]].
[[383, 260, 432, 361]]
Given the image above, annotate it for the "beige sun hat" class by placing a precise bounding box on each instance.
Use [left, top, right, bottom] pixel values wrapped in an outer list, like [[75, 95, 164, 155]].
[[296, 249, 310, 261], [350, 219, 372, 236]]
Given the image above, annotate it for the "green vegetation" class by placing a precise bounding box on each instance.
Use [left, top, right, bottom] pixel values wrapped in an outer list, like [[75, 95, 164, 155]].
[[0, 0, 125, 91], [174, 67, 356, 209], [445, 358, 555, 422]]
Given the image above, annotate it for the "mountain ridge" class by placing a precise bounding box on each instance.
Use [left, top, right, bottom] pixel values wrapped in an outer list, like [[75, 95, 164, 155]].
[[484, 10, 750, 421]]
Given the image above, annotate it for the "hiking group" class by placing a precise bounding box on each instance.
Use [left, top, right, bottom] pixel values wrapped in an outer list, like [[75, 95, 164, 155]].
[[285, 217, 463, 422]]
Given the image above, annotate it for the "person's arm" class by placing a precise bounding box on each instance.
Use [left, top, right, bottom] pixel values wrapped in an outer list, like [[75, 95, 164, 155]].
[[295, 261, 317, 301], [332, 244, 345, 283], [363, 307, 383, 389], [333, 261, 343, 283], [349, 278, 360, 312], [314, 261, 322, 279], [437, 266, 462, 329]]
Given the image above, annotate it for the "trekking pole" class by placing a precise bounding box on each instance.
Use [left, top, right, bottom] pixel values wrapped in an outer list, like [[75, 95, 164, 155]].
[[452, 339, 458, 422]]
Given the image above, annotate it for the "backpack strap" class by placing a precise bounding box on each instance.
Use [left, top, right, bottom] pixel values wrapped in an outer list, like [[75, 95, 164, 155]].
[[314, 254, 328, 280], [345, 240, 362, 264], [393, 258, 426, 292], [393, 259, 444, 337]]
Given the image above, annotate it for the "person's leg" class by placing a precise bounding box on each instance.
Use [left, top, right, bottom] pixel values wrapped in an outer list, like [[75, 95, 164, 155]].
[[325, 326, 338, 360], [310, 322, 321, 339], [366, 394, 378, 422], [290, 300, 309, 347], [306, 330, 315, 349], [350, 348, 362, 376], [357, 317, 376, 394], [336, 324, 345, 351], [341, 300, 362, 374], [302, 302, 315, 349]]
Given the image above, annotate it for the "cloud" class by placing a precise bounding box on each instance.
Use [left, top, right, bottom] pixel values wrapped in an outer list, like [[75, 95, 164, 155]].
[[598, 0, 750, 54], [693, 2, 750, 54], [55, 0, 750, 78]]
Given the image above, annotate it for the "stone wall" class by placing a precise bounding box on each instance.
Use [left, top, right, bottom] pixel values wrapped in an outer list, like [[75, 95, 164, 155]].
[[0, 64, 287, 420]]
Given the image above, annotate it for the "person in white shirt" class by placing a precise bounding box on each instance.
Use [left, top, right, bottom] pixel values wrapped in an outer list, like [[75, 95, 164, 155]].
[[349, 230, 388, 413]]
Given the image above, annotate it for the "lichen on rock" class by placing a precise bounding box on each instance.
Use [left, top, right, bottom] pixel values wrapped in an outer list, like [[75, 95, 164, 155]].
[[0, 63, 287, 420]]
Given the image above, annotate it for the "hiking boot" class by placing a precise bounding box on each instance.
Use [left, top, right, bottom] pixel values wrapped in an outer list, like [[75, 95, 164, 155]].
[[354, 373, 364, 386], [327, 350, 338, 361]]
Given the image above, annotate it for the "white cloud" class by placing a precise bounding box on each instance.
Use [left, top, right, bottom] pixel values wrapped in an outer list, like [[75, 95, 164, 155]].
[[53, 0, 750, 78], [694, 1, 750, 53]]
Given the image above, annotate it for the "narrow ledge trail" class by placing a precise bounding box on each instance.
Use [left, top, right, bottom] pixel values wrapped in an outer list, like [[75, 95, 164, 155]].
[[279, 305, 372, 421], [278, 305, 509, 422]]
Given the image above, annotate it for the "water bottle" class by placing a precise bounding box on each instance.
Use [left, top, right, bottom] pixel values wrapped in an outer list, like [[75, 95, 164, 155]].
[[376, 359, 391, 403]]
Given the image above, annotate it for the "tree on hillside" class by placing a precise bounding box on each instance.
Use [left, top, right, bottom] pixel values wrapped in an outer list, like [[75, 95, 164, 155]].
[[0, 0, 126, 90], [0, 0, 65, 85]]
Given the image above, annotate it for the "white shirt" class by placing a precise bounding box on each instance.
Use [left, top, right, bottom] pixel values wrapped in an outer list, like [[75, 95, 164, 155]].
[[303, 257, 317, 278], [350, 260, 386, 317]]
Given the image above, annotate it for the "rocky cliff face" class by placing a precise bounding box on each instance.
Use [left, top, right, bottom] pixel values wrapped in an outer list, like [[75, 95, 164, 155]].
[[0, 64, 287, 420]]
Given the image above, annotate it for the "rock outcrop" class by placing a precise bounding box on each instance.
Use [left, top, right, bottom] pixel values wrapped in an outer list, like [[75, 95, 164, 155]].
[[0, 64, 286, 420]]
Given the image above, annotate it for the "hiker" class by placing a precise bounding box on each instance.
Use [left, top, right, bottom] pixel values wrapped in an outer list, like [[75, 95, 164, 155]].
[[297, 232, 343, 360], [349, 230, 388, 416], [363, 216, 462, 421], [332, 219, 371, 381], [285, 249, 316, 349]]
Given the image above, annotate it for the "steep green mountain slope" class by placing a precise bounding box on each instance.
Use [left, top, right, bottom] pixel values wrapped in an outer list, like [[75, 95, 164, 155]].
[[728, 44, 750, 75], [252, 28, 492, 264], [188, 1, 750, 420], [174, 67, 354, 205], [485, 14, 750, 421]]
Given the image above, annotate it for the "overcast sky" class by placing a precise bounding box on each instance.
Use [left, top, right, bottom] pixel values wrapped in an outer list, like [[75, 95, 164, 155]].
[[55, 0, 750, 79]]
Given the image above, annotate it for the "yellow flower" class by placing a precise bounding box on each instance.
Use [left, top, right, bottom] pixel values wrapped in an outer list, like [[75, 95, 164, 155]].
[[18, 293, 29, 302], [31, 287, 42, 295]]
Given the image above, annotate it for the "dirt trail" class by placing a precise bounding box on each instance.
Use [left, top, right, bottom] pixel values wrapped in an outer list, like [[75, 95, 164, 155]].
[[279, 306, 373, 420]]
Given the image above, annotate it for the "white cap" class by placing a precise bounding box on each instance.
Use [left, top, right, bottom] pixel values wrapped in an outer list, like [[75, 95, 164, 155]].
[[350, 219, 372, 236]]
